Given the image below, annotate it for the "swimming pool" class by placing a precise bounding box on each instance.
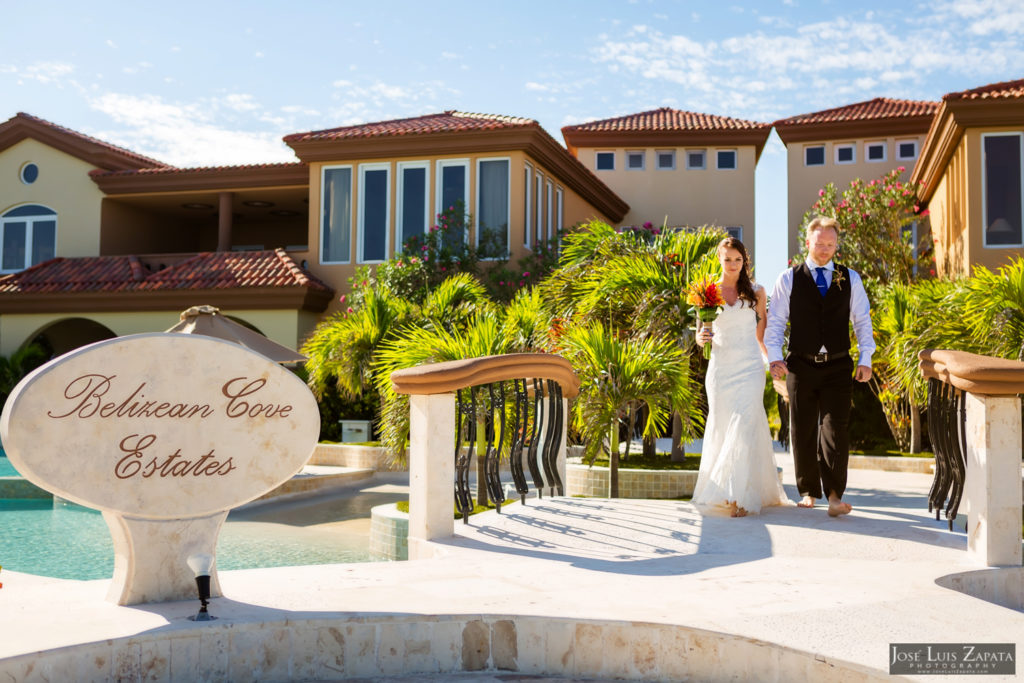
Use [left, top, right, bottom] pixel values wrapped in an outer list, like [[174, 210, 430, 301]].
[[0, 481, 407, 580], [0, 455, 17, 477]]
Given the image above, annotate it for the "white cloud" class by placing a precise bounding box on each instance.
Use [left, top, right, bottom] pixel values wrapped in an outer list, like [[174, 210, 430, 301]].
[[1, 61, 76, 86], [89, 93, 297, 166], [105, 39, 117, 49], [590, 11, 1024, 120]]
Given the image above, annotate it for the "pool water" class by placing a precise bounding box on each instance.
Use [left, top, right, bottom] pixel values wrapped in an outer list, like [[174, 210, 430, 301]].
[[0, 483, 408, 580], [0, 455, 17, 477]]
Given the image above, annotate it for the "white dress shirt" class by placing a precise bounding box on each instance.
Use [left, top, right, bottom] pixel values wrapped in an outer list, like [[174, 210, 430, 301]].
[[764, 258, 875, 367]]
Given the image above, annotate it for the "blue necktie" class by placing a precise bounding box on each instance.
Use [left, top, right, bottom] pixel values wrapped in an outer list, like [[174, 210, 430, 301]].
[[815, 267, 828, 297]]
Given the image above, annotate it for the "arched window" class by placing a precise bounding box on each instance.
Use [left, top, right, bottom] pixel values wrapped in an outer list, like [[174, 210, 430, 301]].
[[0, 204, 57, 272]]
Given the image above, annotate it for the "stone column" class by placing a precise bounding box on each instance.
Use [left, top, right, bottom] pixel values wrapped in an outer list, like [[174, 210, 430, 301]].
[[964, 393, 1023, 567], [408, 393, 455, 559], [217, 191, 233, 252]]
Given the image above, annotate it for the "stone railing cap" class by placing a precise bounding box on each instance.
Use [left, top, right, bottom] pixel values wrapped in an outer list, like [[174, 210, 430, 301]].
[[390, 353, 580, 398], [918, 349, 1024, 396]]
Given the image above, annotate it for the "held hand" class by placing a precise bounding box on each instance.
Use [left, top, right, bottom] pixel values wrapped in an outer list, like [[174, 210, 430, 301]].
[[696, 328, 713, 347], [854, 365, 872, 382], [769, 361, 788, 379]]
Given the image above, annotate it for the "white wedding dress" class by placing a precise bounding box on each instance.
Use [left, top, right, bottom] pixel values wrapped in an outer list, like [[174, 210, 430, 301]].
[[692, 287, 791, 515]]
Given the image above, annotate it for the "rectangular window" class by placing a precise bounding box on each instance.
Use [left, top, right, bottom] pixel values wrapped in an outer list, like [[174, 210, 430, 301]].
[[897, 140, 918, 160], [535, 173, 544, 245], [865, 142, 887, 162], [725, 226, 743, 241], [555, 187, 564, 239], [835, 144, 855, 164], [626, 151, 645, 170], [716, 150, 737, 170], [437, 159, 469, 249], [2, 221, 26, 271], [686, 150, 706, 170], [358, 163, 390, 263], [397, 162, 429, 251], [983, 133, 1023, 248], [320, 165, 352, 264], [546, 180, 553, 240], [595, 151, 615, 171], [656, 150, 676, 170], [31, 220, 55, 264], [804, 146, 825, 166], [477, 158, 510, 259], [523, 165, 532, 248]]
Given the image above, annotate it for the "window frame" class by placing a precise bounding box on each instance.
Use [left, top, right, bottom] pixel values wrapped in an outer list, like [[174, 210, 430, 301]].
[[655, 149, 676, 170], [896, 139, 918, 161], [396, 161, 430, 251], [555, 187, 564, 240], [804, 145, 826, 167], [981, 131, 1024, 249], [725, 226, 743, 241], [625, 150, 646, 171], [475, 156, 511, 260], [357, 162, 391, 265], [834, 143, 856, 165], [19, 162, 39, 185], [0, 203, 58, 273], [535, 172, 544, 246], [716, 149, 738, 170], [865, 141, 888, 163], [319, 164, 353, 265], [523, 164, 533, 249], [436, 157, 471, 246], [685, 149, 706, 170], [595, 151, 615, 171], [545, 180, 554, 240]]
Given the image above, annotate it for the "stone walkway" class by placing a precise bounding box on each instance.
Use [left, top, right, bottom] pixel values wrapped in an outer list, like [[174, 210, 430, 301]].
[[0, 452, 1020, 681]]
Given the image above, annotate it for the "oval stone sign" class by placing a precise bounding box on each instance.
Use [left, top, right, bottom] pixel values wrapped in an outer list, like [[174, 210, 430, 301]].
[[0, 333, 320, 519]]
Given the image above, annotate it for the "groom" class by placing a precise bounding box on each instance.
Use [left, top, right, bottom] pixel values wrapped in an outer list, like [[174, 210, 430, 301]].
[[765, 217, 874, 517]]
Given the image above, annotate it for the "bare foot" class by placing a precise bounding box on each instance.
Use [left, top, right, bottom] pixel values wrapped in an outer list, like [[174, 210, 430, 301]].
[[726, 501, 748, 517], [827, 499, 852, 517], [797, 496, 816, 508]]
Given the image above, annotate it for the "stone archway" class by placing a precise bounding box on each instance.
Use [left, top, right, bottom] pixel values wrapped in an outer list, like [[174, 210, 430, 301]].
[[28, 317, 117, 359]]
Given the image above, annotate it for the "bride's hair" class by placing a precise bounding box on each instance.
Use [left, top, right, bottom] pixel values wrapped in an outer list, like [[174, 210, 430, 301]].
[[717, 237, 758, 308]]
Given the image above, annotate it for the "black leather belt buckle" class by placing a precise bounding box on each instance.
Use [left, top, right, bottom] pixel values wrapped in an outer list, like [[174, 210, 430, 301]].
[[813, 353, 827, 364]]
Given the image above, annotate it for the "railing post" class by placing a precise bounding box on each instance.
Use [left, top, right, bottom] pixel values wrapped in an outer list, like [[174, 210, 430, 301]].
[[408, 393, 455, 559], [557, 396, 568, 494], [963, 393, 1023, 567]]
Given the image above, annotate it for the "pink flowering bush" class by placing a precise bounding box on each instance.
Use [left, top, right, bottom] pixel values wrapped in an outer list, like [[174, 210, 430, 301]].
[[799, 166, 932, 286]]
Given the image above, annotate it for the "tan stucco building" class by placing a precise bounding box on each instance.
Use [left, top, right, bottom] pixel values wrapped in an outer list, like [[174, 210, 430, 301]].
[[562, 107, 771, 263], [0, 111, 627, 357], [774, 98, 938, 258], [911, 78, 1024, 277]]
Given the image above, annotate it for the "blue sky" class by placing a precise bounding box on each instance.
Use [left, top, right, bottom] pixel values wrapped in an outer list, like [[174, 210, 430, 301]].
[[3, 0, 1022, 279]]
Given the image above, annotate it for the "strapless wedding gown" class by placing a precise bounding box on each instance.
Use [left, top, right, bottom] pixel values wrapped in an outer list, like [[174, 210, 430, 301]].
[[692, 292, 791, 514]]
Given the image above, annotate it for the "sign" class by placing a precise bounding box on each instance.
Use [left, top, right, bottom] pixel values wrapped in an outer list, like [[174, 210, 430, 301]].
[[0, 333, 320, 519]]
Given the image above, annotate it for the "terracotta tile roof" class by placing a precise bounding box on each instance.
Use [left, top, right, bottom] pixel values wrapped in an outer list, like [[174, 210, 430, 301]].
[[562, 107, 769, 133], [283, 111, 538, 142], [773, 97, 939, 127], [3, 112, 169, 168], [90, 161, 305, 179], [944, 78, 1024, 101], [0, 249, 331, 295]]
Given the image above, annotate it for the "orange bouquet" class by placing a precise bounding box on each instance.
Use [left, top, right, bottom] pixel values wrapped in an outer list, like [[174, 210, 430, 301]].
[[686, 278, 725, 359]]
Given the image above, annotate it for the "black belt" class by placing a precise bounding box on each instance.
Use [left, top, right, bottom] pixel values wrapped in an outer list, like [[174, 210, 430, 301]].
[[794, 350, 849, 365]]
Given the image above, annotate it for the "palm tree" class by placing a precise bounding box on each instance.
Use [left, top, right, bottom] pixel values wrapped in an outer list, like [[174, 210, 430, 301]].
[[559, 322, 697, 497], [961, 258, 1024, 360]]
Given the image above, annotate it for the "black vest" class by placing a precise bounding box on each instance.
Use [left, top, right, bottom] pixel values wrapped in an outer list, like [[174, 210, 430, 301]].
[[788, 263, 852, 355]]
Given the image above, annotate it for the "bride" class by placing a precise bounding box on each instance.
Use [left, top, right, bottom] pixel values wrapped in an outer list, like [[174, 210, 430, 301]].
[[692, 237, 791, 517]]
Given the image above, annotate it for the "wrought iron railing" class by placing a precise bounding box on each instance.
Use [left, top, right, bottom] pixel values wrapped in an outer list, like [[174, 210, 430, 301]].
[[919, 348, 1024, 534], [924, 377, 967, 529], [392, 353, 579, 524]]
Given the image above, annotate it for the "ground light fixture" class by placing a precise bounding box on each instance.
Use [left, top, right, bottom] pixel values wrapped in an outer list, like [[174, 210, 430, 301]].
[[186, 553, 217, 621]]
